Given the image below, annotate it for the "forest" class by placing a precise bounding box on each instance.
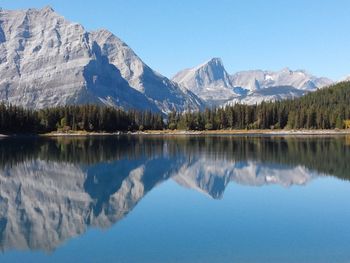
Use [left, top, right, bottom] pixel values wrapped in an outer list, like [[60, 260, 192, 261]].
[[0, 104, 164, 134], [0, 81, 349, 134], [168, 81, 350, 130]]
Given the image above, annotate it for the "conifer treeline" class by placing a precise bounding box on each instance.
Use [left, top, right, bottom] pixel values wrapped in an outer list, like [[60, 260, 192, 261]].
[[0, 104, 164, 134], [0, 81, 349, 134], [168, 81, 350, 130]]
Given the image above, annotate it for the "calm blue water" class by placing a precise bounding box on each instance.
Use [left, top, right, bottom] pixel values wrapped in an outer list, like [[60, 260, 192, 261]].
[[0, 136, 349, 262]]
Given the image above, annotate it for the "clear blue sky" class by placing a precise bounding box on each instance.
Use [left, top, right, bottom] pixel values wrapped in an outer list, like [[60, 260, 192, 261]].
[[1, 0, 350, 80]]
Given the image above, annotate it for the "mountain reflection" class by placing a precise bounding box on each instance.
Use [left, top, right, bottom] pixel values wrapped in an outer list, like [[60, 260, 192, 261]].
[[0, 136, 349, 252]]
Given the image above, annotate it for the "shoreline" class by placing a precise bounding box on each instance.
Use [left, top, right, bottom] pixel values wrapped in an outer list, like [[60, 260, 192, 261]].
[[1, 129, 349, 138], [139, 129, 350, 136]]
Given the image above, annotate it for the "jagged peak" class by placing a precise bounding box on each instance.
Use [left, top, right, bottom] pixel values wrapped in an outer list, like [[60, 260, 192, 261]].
[[207, 57, 223, 64], [196, 57, 224, 70], [172, 58, 226, 79], [20, 6, 55, 15], [41, 5, 55, 13]]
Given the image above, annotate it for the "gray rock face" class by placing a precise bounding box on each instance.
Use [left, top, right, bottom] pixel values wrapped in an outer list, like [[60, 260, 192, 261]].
[[225, 86, 308, 106], [0, 7, 203, 112], [173, 58, 334, 106], [90, 29, 203, 113], [231, 68, 333, 92], [173, 58, 240, 106]]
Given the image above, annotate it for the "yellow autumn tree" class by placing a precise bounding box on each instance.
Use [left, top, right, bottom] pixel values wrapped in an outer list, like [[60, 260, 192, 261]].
[[344, 120, 350, 129]]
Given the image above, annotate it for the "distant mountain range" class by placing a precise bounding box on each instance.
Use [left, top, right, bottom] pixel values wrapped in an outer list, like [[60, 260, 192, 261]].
[[0, 6, 345, 112], [173, 58, 333, 106]]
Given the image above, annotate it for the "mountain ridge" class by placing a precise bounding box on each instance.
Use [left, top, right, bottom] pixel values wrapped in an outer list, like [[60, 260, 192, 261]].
[[173, 58, 334, 106], [0, 7, 203, 113], [0, 6, 344, 112]]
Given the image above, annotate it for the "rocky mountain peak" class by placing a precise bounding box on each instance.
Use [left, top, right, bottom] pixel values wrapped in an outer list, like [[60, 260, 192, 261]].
[[201, 57, 224, 69], [0, 7, 203, 113], [173, 57, 334, 106], [195, 57, 229, 83], [171, 58, 237, 106], [41, 5, 55, 13]]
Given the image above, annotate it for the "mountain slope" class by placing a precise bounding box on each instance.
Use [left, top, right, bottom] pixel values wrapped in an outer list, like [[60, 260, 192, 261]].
[[91, 29, 203, 113], [225, 86, 308, 105], [0, 7, 203, 112]]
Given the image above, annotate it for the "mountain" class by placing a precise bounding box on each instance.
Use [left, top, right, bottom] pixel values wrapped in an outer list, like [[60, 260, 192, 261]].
[[173, 59, 333, 106], [225, 85, 307, 105], [172, 58, 242, 105], [0, 7, 203, 113], [231, 68, 333, 91], [90, 29, 203, 113]]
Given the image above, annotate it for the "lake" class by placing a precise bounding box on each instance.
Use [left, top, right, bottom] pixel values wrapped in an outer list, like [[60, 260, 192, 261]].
[[0, 135, 349, 263]]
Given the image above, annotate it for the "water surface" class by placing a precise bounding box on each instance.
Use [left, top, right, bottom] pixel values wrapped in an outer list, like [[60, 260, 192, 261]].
[[0, 135, 349, 262]]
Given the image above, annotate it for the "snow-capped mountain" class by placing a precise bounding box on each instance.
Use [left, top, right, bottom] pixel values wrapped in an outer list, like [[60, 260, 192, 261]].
[[173, 59, 333, 106], [0, 7, 203, 113]]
